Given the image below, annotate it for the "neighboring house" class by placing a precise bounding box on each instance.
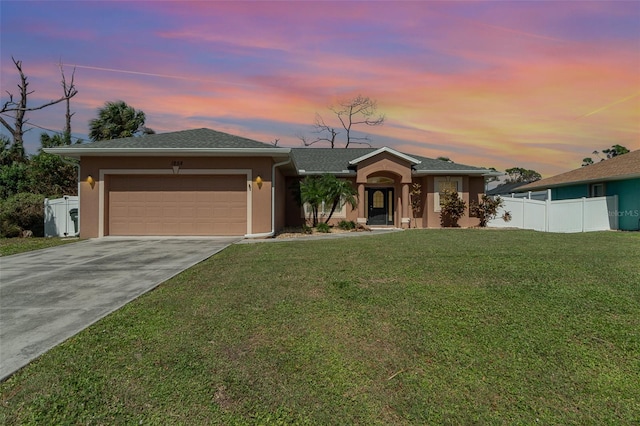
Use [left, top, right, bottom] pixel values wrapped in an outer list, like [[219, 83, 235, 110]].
[[486, 181, 530, 197], [518, 149, 640, 231], [46, 128, 499, 238]]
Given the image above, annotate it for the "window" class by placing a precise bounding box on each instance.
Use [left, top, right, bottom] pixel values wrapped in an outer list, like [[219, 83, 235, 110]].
[[302, 199, 347, 219], [367, 176, 394, 184], [434, 177, 463, 212], [590, 183, 605, 197]]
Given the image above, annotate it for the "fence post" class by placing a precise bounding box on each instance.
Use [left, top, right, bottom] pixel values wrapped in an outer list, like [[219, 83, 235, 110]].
[[581, 197, 586, 232], [614, 194, 619, 230], [545, 198, 550, 232]]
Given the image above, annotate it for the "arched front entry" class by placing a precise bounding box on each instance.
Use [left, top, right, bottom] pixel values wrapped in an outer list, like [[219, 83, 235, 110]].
[[364, 175, 398, 226], [353, 149, 416, 229]]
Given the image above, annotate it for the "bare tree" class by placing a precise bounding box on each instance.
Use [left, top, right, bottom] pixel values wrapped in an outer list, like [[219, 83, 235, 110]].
[[0, 57, 78, 156], [59, 61, 77, 143], [299, 95, 384, 148], [300, 113, 339, 148]]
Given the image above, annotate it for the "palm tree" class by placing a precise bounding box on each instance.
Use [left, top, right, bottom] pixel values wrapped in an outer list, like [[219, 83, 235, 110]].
[[299, 174, 358, 226], [88, 101, 152, 141], [322, 174, 357, 223], [299, 175, 325, 226]]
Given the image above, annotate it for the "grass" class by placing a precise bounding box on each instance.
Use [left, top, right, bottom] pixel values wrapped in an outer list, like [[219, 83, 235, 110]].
[[1, 229, 639, 424], [0, 237, 81, 256]]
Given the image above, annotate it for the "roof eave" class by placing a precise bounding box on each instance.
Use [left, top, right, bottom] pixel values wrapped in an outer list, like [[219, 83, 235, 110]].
[[413, 169, 498, 176], [520, 172, 640, 191], [43, 147, 292, 158], [297, 170, 356, 177]]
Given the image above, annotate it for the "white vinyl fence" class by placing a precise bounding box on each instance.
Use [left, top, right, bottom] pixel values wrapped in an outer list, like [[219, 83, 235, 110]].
[[488, 195, 619, 233], [44, 196, 79, 237]]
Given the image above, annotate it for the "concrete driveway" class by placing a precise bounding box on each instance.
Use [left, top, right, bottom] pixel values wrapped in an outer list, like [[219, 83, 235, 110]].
[[0, 237, 239, 381]]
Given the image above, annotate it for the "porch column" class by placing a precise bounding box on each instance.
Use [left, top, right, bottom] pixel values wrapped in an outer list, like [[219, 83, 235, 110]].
[[401, 183, 410, 229], [357, 183, 367, 224]]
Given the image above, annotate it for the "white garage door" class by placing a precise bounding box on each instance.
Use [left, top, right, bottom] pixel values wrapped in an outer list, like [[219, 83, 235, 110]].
[[108, 175, 247, 236]]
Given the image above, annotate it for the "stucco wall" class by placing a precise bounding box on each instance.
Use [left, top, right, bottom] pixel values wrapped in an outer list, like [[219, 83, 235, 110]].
[[79, 156, 274, 237], [423, 175, 483, 228]]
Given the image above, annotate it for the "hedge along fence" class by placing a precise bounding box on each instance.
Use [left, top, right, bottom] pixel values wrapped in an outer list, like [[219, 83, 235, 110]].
[[0, 193, 45, 237]]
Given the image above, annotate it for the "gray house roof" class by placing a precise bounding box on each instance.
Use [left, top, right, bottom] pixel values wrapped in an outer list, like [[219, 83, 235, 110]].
[[44, 127, 497, 176], [45, 128, 290, 158], [289, 147, 494, 176]]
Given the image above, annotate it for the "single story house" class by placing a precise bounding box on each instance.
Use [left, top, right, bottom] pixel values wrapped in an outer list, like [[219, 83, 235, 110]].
[[46, 128, 499, 238], [518, 149, 640, 231]]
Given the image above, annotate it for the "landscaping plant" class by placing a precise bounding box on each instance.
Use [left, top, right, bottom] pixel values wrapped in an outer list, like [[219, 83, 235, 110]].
[[439, 189, 466, 227], [470, 194, 506, 227]]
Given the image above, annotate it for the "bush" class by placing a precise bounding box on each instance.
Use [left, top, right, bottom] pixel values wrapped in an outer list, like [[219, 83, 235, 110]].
[[470, 195, 505, 227], [316, 222, 331, 233], [338, 220, 356, 230], [301, 224, 312, 234], [440, 189, 466, 227], [0, 192, 45, 237]]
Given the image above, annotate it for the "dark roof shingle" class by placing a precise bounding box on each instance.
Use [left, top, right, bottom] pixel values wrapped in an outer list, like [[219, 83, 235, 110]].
[[289, 148, 489, 174], [75, 128, 275, 149]]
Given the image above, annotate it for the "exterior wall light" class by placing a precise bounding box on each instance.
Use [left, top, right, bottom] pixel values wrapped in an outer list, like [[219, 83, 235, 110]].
[[255, 175, 263, 189], [87, 175, 95, 189]]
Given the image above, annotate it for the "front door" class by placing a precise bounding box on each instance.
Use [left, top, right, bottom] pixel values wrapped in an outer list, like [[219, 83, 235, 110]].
[[368, 188, 393, 225]]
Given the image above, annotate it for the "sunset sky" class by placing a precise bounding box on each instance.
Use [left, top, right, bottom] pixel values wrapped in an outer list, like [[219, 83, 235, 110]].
[[1, 1, 639, 176]]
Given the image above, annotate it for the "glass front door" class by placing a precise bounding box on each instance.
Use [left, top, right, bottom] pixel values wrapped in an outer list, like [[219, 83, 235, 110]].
[[367, 188, 393, 225]]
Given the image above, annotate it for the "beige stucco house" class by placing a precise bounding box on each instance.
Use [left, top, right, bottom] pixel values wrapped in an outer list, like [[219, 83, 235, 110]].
[[46, 128, 498, 238]]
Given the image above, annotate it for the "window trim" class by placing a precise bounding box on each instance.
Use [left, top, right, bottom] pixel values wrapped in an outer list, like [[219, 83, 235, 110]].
[[302, 199, 347, 219], [434, 176, 463, 212], [590, 183, 605, 198]]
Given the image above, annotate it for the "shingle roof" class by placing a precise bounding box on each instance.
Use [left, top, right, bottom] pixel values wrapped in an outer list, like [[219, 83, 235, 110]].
[[486, 181, 530, 196], [64, 128, 276, 149], [45, 127, 494, 175], [289, 148, 491, 175], [520, 149, 640, 191]]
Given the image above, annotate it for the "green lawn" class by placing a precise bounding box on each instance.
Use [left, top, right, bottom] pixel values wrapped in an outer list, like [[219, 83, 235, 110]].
[[0, 237, 80, 256], [1, 230, 639, 424]]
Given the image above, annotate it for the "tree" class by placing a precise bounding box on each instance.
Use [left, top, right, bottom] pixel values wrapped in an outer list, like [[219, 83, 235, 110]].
[[30, 133, 78, 197], [581, 157, 594, 167], [298, 174, 358, 226], [505, 167, 541, 183], [0, 57, 77, 156], [300, 95, 384, 148], [89, 100, 153, 141], [582, 145, 630, 166]]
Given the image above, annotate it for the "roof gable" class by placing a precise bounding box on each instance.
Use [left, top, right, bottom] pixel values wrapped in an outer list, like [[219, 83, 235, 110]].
[[349, 147, 421, 165], [520, 149, 640, 190]]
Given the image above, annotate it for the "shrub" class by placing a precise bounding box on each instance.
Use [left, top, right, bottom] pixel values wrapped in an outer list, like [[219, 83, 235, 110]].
[[440, 189, 466, 227], [470, 195, 505, 227], [0, 192, 45, 237], [338, 220, 356, 230], [316, 222, 331, 233], [301, 224, 313, 234]]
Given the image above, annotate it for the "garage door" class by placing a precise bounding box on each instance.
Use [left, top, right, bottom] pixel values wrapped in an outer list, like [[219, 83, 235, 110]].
[[108, 175, 247, 236]]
